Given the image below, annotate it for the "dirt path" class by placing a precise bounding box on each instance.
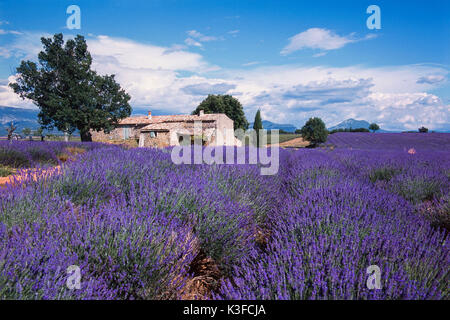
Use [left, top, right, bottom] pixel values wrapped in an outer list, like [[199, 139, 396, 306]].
[[0, 165, 62, 187], [270, 137, 310, 148]]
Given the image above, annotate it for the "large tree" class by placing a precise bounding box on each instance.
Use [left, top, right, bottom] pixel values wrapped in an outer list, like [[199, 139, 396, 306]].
[[10, 33, 131, 142], [300, 117, 328, 147], [192, 94, 249, 130]]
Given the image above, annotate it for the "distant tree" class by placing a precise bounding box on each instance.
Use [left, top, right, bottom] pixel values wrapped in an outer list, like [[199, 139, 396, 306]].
[[5, 122, 17, 141], [253, 109, 263, 147], [329, 128, 370, 134], [9, 33, 132, 142], [300, 117, 328, 147], [294, 129, 302, 134], [369, 123, 380, 132], [33, 127, 46, 141], [22, 128, 32, 140], [418, 126, 429, 133], [192, 94, 249, 130]]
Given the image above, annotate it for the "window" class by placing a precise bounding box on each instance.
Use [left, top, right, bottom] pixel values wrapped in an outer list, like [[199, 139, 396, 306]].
[[123, 127, 130, 140], [150, 131, 156, 138]]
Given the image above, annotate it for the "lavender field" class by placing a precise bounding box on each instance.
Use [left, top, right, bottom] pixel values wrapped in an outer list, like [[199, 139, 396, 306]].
[[0, 134, 449, 300]]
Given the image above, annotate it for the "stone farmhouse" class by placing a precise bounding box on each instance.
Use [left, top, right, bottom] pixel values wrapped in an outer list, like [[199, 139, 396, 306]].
[[91, 110, 240, 148]]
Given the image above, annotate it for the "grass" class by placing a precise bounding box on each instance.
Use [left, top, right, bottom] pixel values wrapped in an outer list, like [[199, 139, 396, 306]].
[[240, 133, 303, 146], [270, 133, 302, 144], [93, 138, 139, 148], [0, 165, 15, 177]]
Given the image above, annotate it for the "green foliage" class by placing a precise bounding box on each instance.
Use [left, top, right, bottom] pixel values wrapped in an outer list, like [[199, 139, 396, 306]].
[[33, 127, 45, 141], [0, 165, 14, 177], [9, 33, 132, 142], [22, 128, 32, 137], [418, 126, 429, 133], [369, 123, 380, 132], [252, 110, 263, 131], [300, 117, 328, 146], [192, 94, 249, 130], [253, 109, 263, 147], [369, 167, 400, 183], [329, 128, 370, 134]]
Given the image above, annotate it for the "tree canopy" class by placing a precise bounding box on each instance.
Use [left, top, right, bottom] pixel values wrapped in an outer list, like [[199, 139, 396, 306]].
[[300, 117, 328, 146], [10, 33, 131, 141], [192, 94, 249, 130], [369, 123, 380, 132]]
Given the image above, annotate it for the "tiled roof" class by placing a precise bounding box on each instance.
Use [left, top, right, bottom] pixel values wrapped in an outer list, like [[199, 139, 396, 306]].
[[119, 114, 222, 125], [141, 121, 216, 132]]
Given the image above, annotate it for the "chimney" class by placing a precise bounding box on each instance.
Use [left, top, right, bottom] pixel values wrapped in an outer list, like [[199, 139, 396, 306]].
[[147, 111, 152, 120], [199, 110, 204, 116]]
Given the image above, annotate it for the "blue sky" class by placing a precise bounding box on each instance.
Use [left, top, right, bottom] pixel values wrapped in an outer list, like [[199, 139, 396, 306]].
[[0, 0, 449, 130]]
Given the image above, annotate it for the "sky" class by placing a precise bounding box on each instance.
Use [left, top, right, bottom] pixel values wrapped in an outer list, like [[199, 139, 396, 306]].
[[0, 0, 449, 131]]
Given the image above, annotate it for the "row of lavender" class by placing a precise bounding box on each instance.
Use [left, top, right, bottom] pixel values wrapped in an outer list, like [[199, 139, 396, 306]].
[[0, 141, 110, 168], [326, 132, 450, 151], [0, 142, 448, 299]]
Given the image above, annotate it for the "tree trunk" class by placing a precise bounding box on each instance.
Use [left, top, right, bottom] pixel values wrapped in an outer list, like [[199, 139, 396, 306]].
[[80, 130, 92, 142]]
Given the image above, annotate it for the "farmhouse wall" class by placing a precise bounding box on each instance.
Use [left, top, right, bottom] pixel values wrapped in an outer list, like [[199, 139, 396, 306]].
[[142, 131, 170, 148], [91, 125, 141, 141]]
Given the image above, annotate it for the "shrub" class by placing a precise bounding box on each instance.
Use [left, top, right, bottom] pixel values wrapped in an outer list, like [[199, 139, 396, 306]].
[[369, 123, 380, 132]]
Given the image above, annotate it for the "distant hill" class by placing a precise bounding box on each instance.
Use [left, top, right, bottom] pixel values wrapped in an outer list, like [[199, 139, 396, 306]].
[[328, 118, 371, 131], [328, 118, 392, 132], [249, 120, 296, 133], [0, 106, 41, 136]]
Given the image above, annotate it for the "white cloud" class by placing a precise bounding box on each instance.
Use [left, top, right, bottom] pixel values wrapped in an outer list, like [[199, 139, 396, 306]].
[[281, 28, 376, 55], [181, 82, 236, 95], [242, 61, 263, 66], [0, 29, 22, 35], [313, 52, 327, 58], [416, 74, 446, 84], [88, 35, 214, 72], [184, 30, 225, 47], [0, 75, 36, 108], [187, 30, 220, 42], [184, 37, 202, 47], [228, 30, 240, 37]]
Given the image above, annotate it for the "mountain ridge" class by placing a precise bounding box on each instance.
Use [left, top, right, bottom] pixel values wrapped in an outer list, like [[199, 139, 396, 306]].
[[249, 120, 296, 132]]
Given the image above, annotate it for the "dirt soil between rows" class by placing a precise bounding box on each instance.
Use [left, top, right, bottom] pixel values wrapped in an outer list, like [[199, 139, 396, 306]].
[[270, 137, 310, 148], [0, 166, 61, 187]]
